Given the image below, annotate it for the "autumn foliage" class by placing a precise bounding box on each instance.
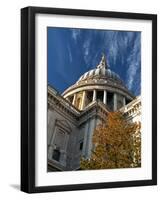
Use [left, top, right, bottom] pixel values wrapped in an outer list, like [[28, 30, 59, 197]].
[[81, 112, 141, 170]]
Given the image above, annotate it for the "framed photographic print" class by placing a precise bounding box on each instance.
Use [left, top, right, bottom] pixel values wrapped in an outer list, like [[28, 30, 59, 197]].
[[21, 6, 157, 193]]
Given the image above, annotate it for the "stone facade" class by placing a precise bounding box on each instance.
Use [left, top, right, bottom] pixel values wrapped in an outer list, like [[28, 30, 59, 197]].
[[48, 86, 108, 171], [47, 54, 141, 171]]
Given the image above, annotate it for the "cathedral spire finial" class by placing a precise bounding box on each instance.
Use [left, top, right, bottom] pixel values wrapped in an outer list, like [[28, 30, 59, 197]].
[[97, 53, 108, 69]]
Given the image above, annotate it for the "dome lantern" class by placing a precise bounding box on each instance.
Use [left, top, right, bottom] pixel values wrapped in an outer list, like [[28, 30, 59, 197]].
[[76, 54, 121, 84], [97, 53, 108, 69]]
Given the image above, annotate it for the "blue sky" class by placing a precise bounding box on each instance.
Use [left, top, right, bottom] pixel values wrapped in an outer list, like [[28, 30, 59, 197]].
[[48, 27, 141, 96]]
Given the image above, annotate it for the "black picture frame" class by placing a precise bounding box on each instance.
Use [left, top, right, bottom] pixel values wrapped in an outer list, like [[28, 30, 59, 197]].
[[21, 6, 157, 193]]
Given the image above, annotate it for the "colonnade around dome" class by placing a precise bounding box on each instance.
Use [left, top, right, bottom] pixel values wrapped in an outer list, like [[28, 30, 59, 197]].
[[65, 89, 131, 111]]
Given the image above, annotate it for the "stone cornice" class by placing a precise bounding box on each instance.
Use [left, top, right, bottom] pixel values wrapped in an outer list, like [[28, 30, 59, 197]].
[[48, 87, 80, 125], [48, 86, 80, 114], [48, 86, 110, 126], [78, 101, 109, 125], [48, 85, 139, 127], [48, 98, 78, 125]]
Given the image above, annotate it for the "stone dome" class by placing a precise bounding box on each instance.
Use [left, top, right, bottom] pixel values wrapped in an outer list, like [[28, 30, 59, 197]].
[[77, 68, 122, 84], [77, 54, 122, 85], [62, 54, 134, 111]]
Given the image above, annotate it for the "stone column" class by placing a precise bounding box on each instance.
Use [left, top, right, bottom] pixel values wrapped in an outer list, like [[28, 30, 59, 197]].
[[81, 91, 86, 110], [123, 97, 126, 106], [93, 89, 97, 101], [103, 90, 107, 105], [72, 94, 76, 106], [113, 93, 117, 111]]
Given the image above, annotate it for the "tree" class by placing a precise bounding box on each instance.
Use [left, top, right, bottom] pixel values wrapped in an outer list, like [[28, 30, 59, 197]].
[[80, 111, 141, 170]]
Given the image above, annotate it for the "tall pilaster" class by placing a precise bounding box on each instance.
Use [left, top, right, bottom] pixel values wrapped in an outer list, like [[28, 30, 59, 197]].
[[59, 134, 69, 166], [114, 93, 117, 111], [87, 118, 96, 159], [82, 123, 89, 157], [93, 89, 97, 101], [103, 90, 107, 105], [82, 118, 97, 159], [48, 124, 57, 160]]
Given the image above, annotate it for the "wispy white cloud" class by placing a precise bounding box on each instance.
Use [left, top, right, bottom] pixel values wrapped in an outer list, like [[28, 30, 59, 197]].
[[102, 31, 141, 94], [110, 33, 120, 65], [104, 32, 126, 65], [70, 29, 140, 94], [109, 39, 118, 65], [71, 29, 81, 41], [83, 38, 91, 66], [83, 39, 90, 56], [67, 44, 72, 63], [126, 35, 141, 91]]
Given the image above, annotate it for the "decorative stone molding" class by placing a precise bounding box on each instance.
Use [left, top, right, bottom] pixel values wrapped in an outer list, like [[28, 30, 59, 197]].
[[120, 96, 141, 122]]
